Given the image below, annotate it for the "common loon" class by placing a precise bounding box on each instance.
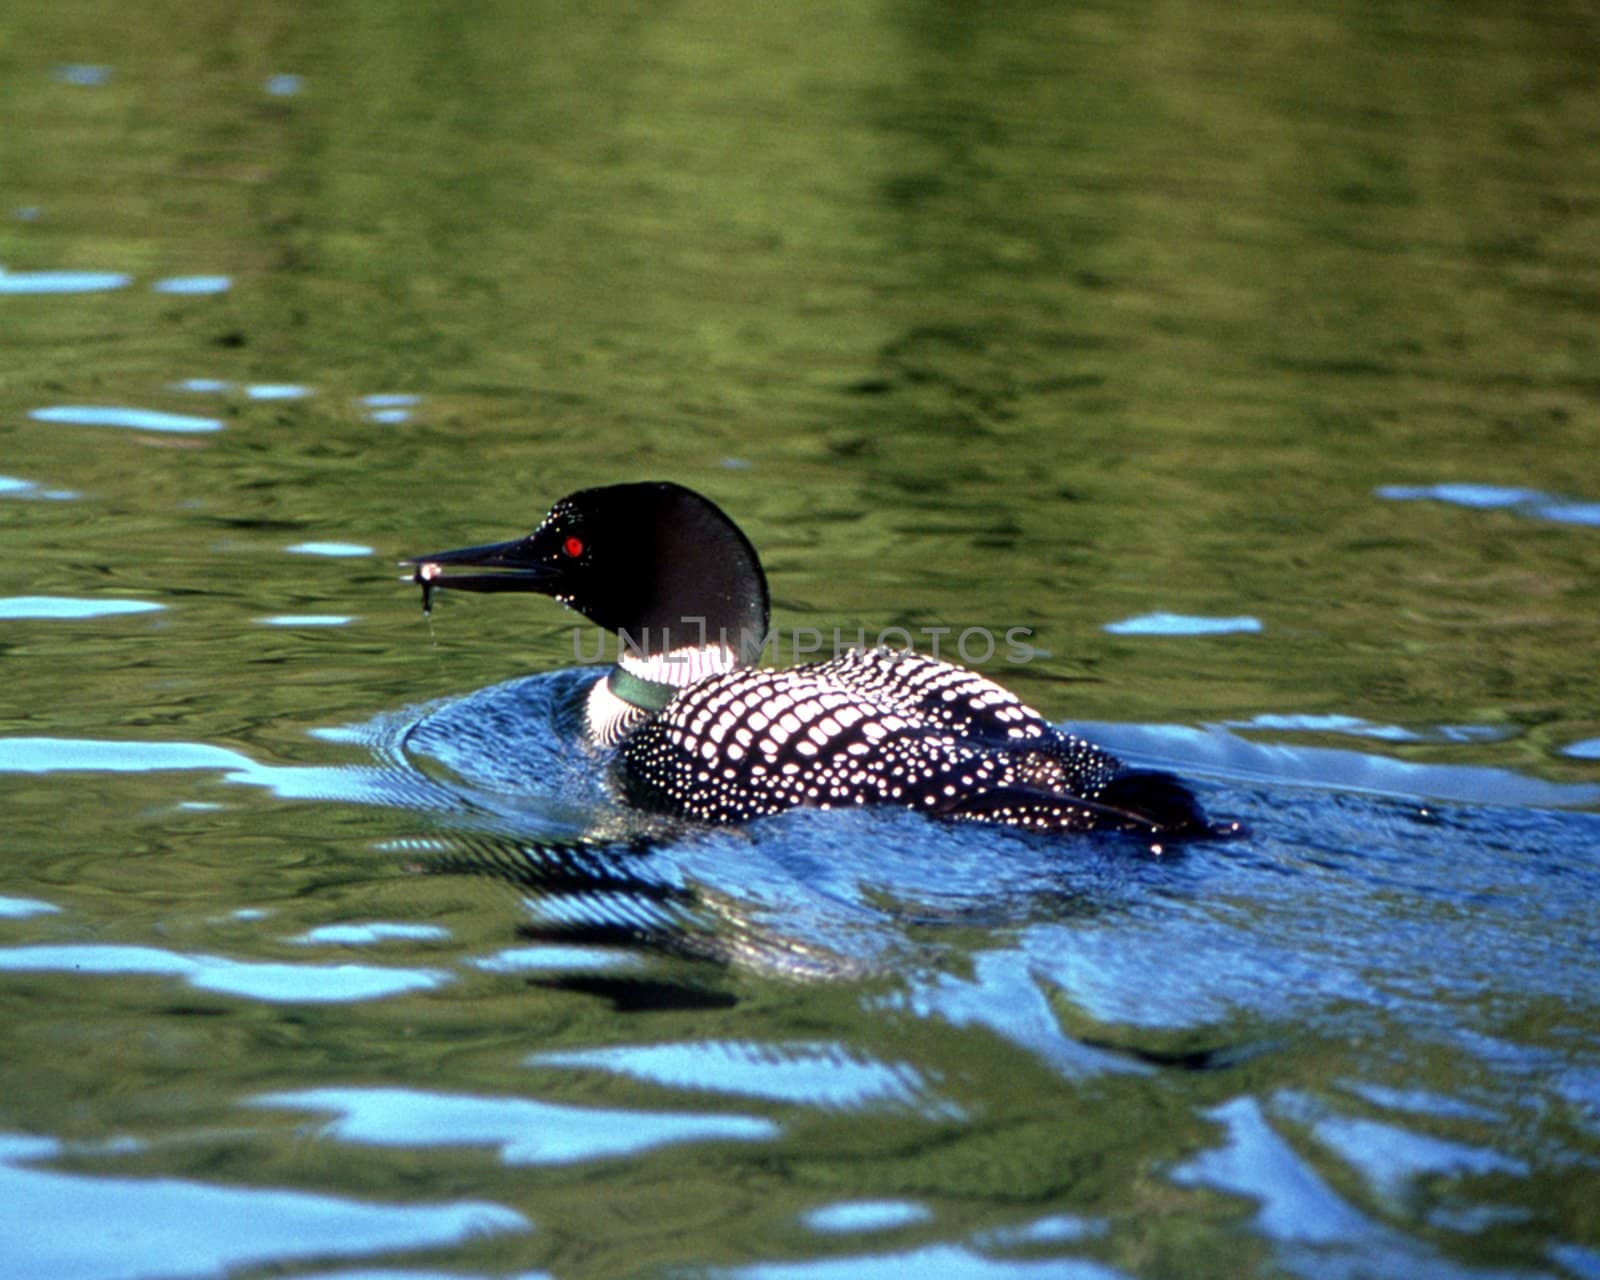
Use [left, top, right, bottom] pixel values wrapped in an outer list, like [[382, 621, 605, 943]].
[[408, 481, 1216, 839]]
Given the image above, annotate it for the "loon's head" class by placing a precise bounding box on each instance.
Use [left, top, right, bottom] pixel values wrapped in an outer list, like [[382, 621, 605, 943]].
[[407, 481, 770, 659]]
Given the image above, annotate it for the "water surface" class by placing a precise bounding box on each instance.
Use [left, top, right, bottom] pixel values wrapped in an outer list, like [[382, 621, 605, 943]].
[[3, 2, 1599, 1277]]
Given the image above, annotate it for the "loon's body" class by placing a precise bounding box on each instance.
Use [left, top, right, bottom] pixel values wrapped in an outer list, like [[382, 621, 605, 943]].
[[410, 482, 1213, 838]]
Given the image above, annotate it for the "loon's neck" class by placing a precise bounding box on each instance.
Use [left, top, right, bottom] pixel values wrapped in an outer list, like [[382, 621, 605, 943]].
[[584, 641, 743, 746]]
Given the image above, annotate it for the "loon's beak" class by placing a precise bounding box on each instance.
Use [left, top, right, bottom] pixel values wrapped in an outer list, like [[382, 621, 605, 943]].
[[404, 538, 556, 612]]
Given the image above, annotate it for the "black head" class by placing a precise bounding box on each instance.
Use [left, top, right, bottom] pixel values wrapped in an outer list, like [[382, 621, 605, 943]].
[[407, 482, 770, 657]]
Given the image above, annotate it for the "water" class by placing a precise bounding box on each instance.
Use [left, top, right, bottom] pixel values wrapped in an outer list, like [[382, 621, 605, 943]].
[[4, 2, 1600, 1277]]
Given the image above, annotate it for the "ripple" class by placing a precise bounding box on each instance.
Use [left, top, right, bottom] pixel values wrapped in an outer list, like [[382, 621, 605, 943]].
[[289, 1273, 509, 1280], [254, 1086, 777, 1165], [1171, 1097, 1372, 1245], [358, 393, 421, 424], [1226, 713, 1511, 745], [1103, 612, 1262, 637], [1166, 1095, 1532, 1277], [1535, 501, 1600, 527], [285, 542, 372, 557], [0, 896, 60, 920], [245, 383, 311, 401], [152, 275, 231, 295], [0, 734, 471, 811], [1377, 483, 1543, 510], [0, 597, 163, 621], [708, 1244, 1126, 1280], [899, 950, 1153, 1079], [0, 270, 131, 294], [171, 378, 233, 393], [0, 943, 447, 1003], [52, 64, 111, 85], [977, 1215, 1107, 1247], [472, 945, 643, 973], [1340, 1082, 1503, 1124], [258, 614, 354, 627], [802, 1200, 932, 1234], [1305, 1110, 1527, 1204], [0, 1131, 525, 1280], [265, 73, 304, 96], [29, 405, 222, 433], [0, 476, 76, 501], [1077, 721, 1600, 809], [1378, 483, 1600, 528], [290, 922, 452, 946], [532, 1040, 951, 1112], [1549, 1245, 1600, 1280], [0, 738, 249, 774]]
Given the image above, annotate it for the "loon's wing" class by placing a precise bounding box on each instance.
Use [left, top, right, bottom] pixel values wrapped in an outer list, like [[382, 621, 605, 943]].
[[812, 649, 1136, 794], [815, 648, 1057, 741], [939, 769, 1214, 838]]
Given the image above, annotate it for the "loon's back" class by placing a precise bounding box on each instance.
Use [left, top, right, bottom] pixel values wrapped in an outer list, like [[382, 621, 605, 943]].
[[618, 647, 1199, 835]]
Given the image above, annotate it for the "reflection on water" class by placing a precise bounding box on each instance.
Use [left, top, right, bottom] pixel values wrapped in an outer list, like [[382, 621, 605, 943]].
[[0, 737, 255, 774], [168, 379, 415, 419], [151, 274, 231, 295], [0, 269, 130, 293], [1223, 713, 1512, 746], [255, 1085, 777, 1165], [532, 1040, 946, 1112], [51, 63, 111, 86], [0, 475, 75, 500], [258, 613, 355, 627], [285, 540, 373, 557], [1379, 483, 1600, 528], [0, 896, 60, 919], [1102, 612, 1263, 637], [802, 1198, 933, 1234], [1170, 1092, 1545, 1279], [291, 920, 452, 945], [0, 942, 446, 1002], [1084, 721, 1600, 809], [3, 672, 1600, 1273], [361, 392, 422, 424], [27, 405, 222, 433], [0, 596, 163, 619], [4, 0, 1600, 1276], [1171, 1098, 1380, 1246], [0, 1134, 525, 1280], [711, 1243, 1128, 1280]]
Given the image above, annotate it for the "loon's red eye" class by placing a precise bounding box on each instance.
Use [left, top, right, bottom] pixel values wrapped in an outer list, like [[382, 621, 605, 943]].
[[562, 535, 585, 558]]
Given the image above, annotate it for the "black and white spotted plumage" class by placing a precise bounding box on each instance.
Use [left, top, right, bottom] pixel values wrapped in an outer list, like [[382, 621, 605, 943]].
[[409, 481, 1217, 840], [618, 648, 1161, 833]]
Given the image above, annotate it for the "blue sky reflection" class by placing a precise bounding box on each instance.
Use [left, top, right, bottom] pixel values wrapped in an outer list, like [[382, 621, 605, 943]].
[[255, 1086, 777, 1165], [0, 1133, 525, 1280]]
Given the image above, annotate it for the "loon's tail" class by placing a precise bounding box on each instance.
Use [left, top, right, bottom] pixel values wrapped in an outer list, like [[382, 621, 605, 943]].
[[1095, 770, 1220, 837]]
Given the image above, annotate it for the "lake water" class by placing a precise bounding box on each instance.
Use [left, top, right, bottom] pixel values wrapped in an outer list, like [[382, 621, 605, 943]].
[[4, 3, 1600, 1277]]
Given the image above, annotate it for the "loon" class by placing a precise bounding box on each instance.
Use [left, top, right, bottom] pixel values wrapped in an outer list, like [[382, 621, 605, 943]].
[[408, 481, 1215, 839]]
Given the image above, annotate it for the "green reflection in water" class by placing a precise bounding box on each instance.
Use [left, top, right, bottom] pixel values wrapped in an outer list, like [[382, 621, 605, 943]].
[[3, 1, 1600, 1277]]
